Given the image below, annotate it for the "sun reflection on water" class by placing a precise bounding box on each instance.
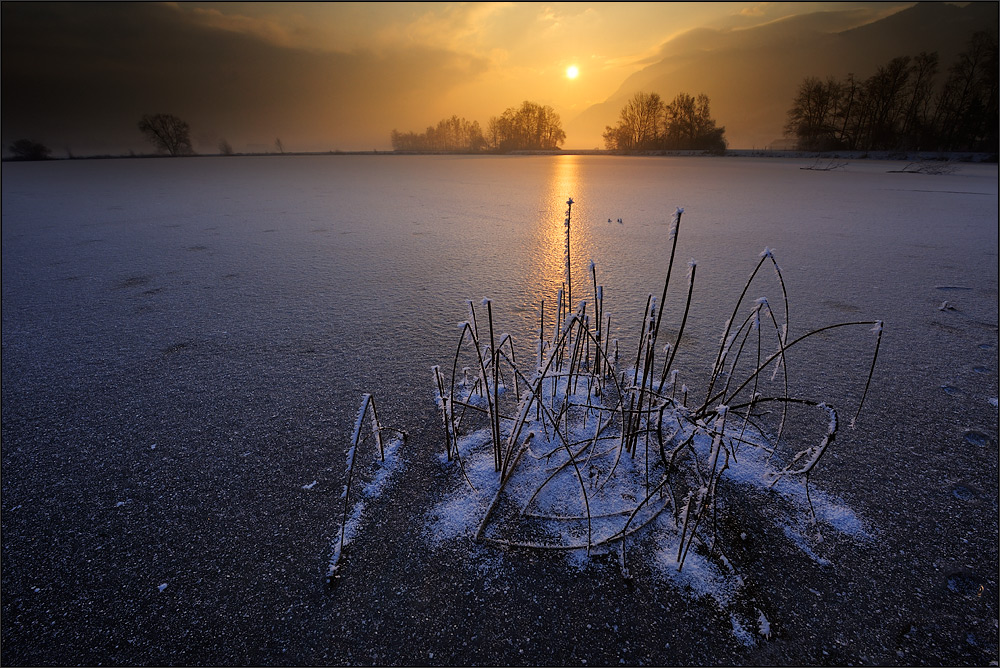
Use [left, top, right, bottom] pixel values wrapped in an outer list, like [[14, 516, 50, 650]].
[[513, 155, 589, 342]]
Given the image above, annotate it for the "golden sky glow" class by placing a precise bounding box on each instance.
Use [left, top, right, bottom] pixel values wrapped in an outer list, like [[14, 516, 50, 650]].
[[176, 2, 911, 140], [8, 1, 973, 153], [182, 2, 899, 115]]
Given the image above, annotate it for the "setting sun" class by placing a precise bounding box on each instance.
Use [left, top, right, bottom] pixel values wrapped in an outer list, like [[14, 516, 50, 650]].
[[565, 65, 579, 79]]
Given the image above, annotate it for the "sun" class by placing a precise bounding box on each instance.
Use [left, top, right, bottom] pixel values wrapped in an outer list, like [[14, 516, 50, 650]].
[[565, 65, 579, 80]]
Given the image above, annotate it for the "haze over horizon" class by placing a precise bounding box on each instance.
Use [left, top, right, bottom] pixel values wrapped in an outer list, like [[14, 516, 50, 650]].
[[2, 1, 994, 155]]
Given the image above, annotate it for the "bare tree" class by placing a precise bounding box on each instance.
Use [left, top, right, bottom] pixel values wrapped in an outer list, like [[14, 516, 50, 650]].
[[604, 92, 663, 150], [218, 139, 234, 156], [786, 32, 998, 152], [935, 31, 999, 151], [391, 116, 486, 152], [785, 77, 844, 150], [606, 91, 725, 152], [137, 113, 193, 156], [899, 52, 940, 148], [8, 139, 52, 160], [486, 101, 565, 152]]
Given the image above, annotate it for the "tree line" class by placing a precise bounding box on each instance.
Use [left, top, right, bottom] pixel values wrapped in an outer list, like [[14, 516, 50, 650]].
[[785, 31, 998, 152], [602, 91, 727, 152], [6, 113, 197, 160], [391, 116, 486, 152], [391, 101, 567, 153]]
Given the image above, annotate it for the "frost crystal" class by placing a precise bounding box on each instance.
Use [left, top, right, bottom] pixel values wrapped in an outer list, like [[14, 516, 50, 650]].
[[758, 610, 771, 638]]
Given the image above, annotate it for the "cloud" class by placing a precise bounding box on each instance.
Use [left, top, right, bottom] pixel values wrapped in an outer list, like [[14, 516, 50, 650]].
[[362, 2, 515, 57], [186, 6, 300, 49], [739, 3, 773, 18]]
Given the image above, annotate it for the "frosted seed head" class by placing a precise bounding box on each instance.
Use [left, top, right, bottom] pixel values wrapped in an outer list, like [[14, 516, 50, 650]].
[[670, 207, 685, 238]]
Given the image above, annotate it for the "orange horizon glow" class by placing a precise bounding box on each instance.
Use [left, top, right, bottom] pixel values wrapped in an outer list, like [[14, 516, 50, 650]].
[[0, 2, 927, 153]]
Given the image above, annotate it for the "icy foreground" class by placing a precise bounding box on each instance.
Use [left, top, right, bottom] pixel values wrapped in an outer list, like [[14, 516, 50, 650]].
[[413, 204, 880, 644], [1, 155, 996, 665]]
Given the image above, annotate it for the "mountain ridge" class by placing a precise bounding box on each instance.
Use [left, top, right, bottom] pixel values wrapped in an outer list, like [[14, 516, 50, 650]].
[[565, 2, 999, 149]]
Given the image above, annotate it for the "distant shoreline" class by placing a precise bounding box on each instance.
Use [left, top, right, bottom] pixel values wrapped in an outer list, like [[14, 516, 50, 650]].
[[3, 148, 997, 163]]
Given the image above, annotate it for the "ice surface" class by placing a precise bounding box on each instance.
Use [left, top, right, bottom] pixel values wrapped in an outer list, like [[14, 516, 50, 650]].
[[2, 155, 996, 661]]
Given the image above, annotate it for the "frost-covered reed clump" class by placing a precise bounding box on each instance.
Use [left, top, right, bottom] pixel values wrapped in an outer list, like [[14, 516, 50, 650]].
[[429, 199, 883, 581]]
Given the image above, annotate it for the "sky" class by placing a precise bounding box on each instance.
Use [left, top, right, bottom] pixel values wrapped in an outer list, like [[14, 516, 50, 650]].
[[1, 2, 918, 154]]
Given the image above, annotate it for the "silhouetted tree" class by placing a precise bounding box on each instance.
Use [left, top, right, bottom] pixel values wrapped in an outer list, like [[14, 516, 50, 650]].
[[8, 139, 52, 160], [934, 31, 999, 151], [137, 113, 193, 156], [833, 73, 862, 149], [860, 56, 913, 149], [218, 139, 234, 155], [899, 52, 940, 148], [391, 115, 485, 152], [786, 32, 998, 152], [487, 101, 566, 151], [390, 103, 564, 153], [665, 93, 727, 152], [603, 92, 664, 150], [785, 77, 845, 151], [604, 91, 726, 152]]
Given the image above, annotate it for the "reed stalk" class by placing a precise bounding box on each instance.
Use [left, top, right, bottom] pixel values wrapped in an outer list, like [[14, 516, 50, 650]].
[[422, 197, 882, 582]]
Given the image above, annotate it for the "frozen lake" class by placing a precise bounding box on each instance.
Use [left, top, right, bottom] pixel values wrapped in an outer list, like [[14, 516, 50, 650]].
[[2, 155, 997, 665]]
